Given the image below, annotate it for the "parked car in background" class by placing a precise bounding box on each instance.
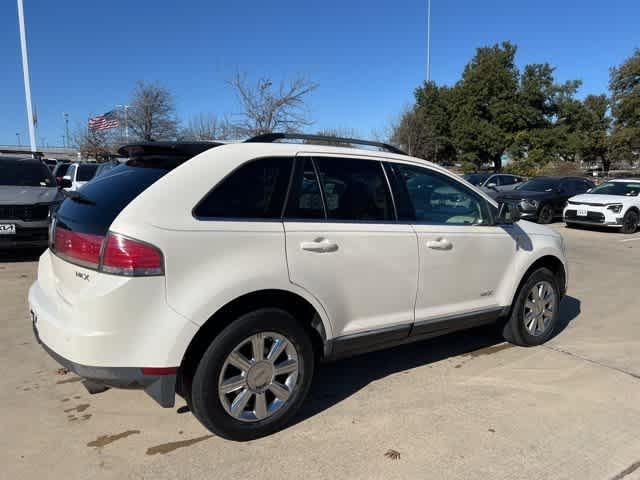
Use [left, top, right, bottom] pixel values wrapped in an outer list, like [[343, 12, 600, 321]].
[[52, 162, 72, 187], [30, 134, 568, 440], [42, 159, 58, 170], [565, 179, 640, 234], [0, 156, 61, 248], [463, 173, 524, 195], [495, 176, 594, 224], [61, 163, 99, 190]]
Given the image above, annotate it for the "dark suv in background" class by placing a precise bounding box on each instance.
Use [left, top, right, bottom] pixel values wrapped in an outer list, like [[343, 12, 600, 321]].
[[0, 157, 61, 248], [495, 176, 594, 224]]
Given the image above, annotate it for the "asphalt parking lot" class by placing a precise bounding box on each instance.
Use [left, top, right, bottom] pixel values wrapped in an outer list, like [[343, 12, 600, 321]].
[[2, 224, 640, 480]]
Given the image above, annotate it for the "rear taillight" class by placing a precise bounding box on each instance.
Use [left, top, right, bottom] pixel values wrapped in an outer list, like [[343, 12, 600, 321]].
[[54, 226, 103, 269], [102, 233, 163, 276], [52, 225, 163, 277]]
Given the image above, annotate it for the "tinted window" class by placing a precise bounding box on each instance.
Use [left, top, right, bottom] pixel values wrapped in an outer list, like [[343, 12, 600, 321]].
[[393, 164, 489, 225], [499, 175, 517, 186], [572, 180, 591, 193], [314, 157, 393, 221], [55, 164, 169, 235], [194, 157, 293, 219], [516, 178, 558, 192], [285, 158, 324, 219], [591, 182, 640, 196], [0, 160, 55, 187], [77, 164, 99, 181], [53, 163, 70, 178]]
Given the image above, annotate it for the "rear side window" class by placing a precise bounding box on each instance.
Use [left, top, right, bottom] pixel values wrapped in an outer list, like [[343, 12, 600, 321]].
[[285, 158, 325, 219], [499, 175, 516, 186], [193, 157, 293, 219], [314, 157, 394, 221]]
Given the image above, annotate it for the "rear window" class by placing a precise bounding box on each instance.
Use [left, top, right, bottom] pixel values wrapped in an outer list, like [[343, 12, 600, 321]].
[[55, 164, 168, 235], [77, 164, 99, 181], [0, 161, 55, 187]]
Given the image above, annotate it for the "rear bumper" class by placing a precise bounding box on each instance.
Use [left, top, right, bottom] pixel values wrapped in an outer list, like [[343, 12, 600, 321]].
[[32, 317, 176, 407]]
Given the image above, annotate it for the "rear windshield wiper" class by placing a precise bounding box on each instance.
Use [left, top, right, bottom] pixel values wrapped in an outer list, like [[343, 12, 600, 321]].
[[61, 189, 96, 206]]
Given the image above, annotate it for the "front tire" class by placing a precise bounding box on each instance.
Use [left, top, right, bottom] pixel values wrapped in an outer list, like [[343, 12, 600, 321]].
[[503, 268, 561, 347], [190, 308, 315, 441], [537, 204, 554, 224], [620, 210, 639, 234]]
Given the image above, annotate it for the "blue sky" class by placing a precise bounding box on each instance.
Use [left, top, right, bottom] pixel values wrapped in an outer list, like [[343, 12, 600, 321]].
[[1, 0, 638, 147]]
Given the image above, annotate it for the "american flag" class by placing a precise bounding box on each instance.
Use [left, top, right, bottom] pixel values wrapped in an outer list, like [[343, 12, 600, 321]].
[[88, 110, 119, 131]]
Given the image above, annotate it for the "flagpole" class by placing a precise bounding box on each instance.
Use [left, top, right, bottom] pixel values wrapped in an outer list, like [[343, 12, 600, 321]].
[[17, 0, 37, 155]]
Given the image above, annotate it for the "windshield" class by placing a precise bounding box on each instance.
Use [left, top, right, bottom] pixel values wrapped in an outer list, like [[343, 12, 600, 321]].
[[590, 182, 640, 197], [516, 179, 558, 192], [77, 164, 99, 181], [463, 173, 490, 186], [0, 161, 55, 187]]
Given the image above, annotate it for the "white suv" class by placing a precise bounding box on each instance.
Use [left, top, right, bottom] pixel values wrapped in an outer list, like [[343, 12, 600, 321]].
[[564, 179, 640, 234], [29, 134, 568, 440]]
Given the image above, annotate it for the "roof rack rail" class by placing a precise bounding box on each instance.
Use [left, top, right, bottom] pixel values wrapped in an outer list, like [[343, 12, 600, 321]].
[[244, 133, 407, 155]]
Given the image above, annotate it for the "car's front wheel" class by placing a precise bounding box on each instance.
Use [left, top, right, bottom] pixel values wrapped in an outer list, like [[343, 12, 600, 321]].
[[620, 210, 639, 234], [190, 308, 315, 441], [537, 204, 554, 224], [503, 267, 561, 346]]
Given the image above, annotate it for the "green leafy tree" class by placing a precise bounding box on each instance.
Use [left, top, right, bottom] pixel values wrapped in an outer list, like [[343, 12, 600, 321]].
[[450, 41, 521, 170], [609, 49, 640, 164]]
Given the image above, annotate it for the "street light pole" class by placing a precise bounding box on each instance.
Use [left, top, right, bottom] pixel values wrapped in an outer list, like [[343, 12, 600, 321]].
[[64, 112, 70, 148], [16, 0, 37, 155], [426, 0, 432, 83]]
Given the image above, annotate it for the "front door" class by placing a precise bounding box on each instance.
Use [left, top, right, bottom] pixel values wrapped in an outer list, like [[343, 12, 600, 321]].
[[283, 155, 419, 340], [386, 163, 518, 332]]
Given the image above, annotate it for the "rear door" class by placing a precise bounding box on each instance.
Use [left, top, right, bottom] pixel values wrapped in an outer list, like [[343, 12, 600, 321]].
[[386, 162, 518, 332], [284, 155, 418, 340]]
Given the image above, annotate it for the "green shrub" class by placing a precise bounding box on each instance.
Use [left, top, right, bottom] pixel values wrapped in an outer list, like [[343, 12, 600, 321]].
[[461, 161, 477, 174]]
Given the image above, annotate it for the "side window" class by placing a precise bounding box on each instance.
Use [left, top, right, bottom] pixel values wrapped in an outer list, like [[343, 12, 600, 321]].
[[487, 175, 500, 186], [314, 157, 394, 221], [284, 158, 325, 219], [500, 175, 516, 186], [575, 180, 590, 193], [193, 157, 293, 219], [392, 164, 490, 225]]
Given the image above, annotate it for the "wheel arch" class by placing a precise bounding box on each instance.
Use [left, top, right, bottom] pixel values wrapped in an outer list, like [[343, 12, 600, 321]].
[[177, 289, 330, 399], [509, 255, 567, 315]]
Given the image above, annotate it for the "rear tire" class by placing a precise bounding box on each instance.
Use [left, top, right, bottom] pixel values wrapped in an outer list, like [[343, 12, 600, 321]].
[[537, 204, 554, 224], [503, 268, 560, 347], [190, 308, 314, 441], [620, 210, 639, 234]]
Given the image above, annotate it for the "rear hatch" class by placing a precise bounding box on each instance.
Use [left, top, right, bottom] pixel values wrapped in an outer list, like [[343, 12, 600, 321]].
[[50, 142, 220, 301]]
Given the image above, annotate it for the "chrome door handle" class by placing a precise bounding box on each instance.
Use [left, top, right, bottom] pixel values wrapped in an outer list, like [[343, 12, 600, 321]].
[[426, 238, 453, 250], [300, 239, 338, 253]]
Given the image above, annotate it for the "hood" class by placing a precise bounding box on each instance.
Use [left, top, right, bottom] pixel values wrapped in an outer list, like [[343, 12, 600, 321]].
[[497, 190, 554, 202], [0, 185, 61, 205], [569, 193, 637, 206]]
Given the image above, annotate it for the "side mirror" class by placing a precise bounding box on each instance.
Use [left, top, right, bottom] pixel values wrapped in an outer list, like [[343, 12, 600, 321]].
[[497, 202, 520, 224], [59, 178, 72, 189], [587, 188, 592, 193], [486, 182, 497, 189]]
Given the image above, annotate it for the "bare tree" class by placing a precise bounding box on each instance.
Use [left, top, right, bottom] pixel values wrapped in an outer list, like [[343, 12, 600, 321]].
[[71, 124, 113, 160], [229, 73, 318, 136], [389, 106, 432, 157], [180, 113, 237, 141], [128, 81, 178, 141]]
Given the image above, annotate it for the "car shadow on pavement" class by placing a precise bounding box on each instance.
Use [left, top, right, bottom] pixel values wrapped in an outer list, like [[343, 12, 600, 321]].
[[294, 295, 581, 427], [0, 247, 46, 263]]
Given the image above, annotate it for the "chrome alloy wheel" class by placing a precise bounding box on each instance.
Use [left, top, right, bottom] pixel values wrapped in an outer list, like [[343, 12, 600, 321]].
[[218, 332, 299, 422], [523, 281, 556, 336]]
